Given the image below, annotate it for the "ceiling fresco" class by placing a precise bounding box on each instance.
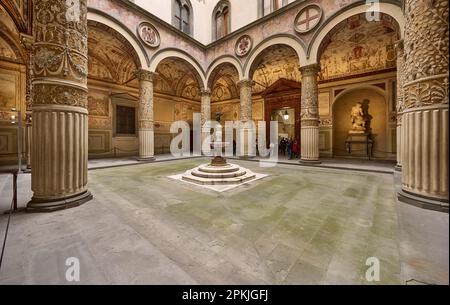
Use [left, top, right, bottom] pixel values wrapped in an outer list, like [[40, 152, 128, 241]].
[[318, 13, 399, 80], [154, 58, 202, 101], [208, 63, 239, 103], [88, 21, 140, 86], [0, 6, 24, 62], [250, 45, 301, 94]]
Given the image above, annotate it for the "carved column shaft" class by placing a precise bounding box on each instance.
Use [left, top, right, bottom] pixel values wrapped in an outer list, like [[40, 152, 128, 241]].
[[395, 40, 405, 171], [400, 0, 449, 209], [20, 34, 34, 169], [238, 79, 255, 157], [238, 79, 254, 122], [300, 64, 320, 163], [28, 0, 92, 211], [137, 70, 155, 161], [201, 88, 212, 147]]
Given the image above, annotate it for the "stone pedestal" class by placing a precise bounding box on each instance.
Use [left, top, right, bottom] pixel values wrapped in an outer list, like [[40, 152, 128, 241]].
[[201, 89, 212, 152], [27, 0, 92, 212], [238, 79, 256, 158], [399, 0, 449, 212], [345, 132, 373, 159], [136, 70, 156, 162], [299, 64, 321, 164]]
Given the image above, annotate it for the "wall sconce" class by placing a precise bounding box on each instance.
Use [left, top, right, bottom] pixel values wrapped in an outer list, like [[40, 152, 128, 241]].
[[283, 110, 289, 121]]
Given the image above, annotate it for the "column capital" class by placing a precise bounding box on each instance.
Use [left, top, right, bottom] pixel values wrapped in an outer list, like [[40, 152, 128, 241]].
[[136, 69, 157, 82], [237, 79, 255, 88], [201, 88, 212, 97], [300, 63, 321, 76]]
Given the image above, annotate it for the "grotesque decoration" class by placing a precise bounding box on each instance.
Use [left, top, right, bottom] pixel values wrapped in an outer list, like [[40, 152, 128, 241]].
[[138, 22, 160, 48], [235, 35, 252, 57]]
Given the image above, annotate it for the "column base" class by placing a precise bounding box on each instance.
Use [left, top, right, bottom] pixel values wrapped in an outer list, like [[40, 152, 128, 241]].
[[394, 165, 402, 172], [136, 156, 156, 162], [239, 155, 256, 159], [299, 159, 322, 165], [398, 189, 449, 213], [27, 190, 93, 213]]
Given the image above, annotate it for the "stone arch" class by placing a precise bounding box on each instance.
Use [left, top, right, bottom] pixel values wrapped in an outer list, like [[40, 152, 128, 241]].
[[308, 2, 405, 64], [87, 10, 149, 69], [243, 34, 307, 79], [334, 84, 387, 103], [149, 48, 207, 89], [206, 55, 243, 89]]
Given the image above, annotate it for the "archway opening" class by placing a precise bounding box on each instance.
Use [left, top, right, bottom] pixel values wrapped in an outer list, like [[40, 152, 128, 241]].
[[153, 57, 203, 154], [87, 21, 142, 159], [249, 44, 301, 158], [317, 13, 400, 160]]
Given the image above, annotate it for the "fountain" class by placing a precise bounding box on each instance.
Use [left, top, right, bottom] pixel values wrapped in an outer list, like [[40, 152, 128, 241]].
[[182, 141, 257, 185], [169, 141, 266, 192]]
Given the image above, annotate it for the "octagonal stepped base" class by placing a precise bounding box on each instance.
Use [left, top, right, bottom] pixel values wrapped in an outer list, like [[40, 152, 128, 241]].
[[182, 163, 257, 185]]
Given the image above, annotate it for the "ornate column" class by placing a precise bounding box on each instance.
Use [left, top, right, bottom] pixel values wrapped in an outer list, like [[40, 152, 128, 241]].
[[238, 79, 255, 157], [395, 40, 405, 172], [28, 0, 92, 212], [399, 0, 449, 212], [201, 88, 211, 150], [300, 64, 321, 164], [20, 34, 34, 170], [136, 69, 156, 161]]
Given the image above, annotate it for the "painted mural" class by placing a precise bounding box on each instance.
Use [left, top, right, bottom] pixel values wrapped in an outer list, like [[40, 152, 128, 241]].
[[252, 45, 301, 94], [319, 13, 399, 80], [0, 73, 16, 109], [88, 91, 110, 117]]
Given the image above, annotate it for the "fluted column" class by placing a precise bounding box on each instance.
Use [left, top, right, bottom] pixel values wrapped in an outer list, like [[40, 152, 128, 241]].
[[238, 79, 255, 157], [28, 0, 92, 212], [201, 88, 212, 151], [395, 40, 405, 172], [136, 70, 156, 161], [399, 0, 449, 212], [300, 64, 321, 164]]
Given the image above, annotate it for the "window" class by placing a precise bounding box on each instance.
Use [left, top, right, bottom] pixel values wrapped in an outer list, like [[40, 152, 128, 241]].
[[259, 0, 287, 17], [173, 0, 192, 35], [213, 0, 231, 40], [116, 105, 136, 135]]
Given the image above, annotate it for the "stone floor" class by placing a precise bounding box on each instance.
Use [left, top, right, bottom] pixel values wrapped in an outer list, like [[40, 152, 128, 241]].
[[0, 158, 447, 284]]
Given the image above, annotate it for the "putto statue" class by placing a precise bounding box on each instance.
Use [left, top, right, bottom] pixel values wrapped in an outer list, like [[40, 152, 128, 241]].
[[350, 101, 369, 133]]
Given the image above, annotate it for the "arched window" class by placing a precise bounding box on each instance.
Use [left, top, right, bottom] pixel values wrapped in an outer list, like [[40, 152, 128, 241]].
[[258, 0, 287, 17], [213, 1, 231, 40], [173, 0, 192, 35]]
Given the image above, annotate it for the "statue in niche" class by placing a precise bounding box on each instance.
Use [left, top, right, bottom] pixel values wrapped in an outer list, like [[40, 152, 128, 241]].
[[350, 99, 372, 134]]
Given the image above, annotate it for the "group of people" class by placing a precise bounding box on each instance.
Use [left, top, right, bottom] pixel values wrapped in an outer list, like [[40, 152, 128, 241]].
[[279, 138, 299, 160]]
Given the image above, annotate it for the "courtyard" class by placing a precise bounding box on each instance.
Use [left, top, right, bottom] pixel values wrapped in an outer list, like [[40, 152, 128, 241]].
[[1, 159, 447, 285]]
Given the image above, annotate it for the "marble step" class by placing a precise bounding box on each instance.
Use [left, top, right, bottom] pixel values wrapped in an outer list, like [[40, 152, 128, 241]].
[[197, 163, 241, 174], [191, 168, 248, 179], [182, 172, 257, 185]]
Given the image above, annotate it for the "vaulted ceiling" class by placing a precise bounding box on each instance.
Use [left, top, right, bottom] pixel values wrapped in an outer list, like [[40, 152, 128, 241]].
[[154, 58, 202, 101], [88, 21, 140, 86], [208, 63, 239, 103], [250, 45, 301, 94], [318, 13, 400, 80]]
